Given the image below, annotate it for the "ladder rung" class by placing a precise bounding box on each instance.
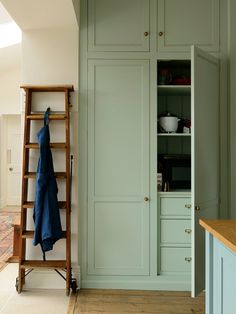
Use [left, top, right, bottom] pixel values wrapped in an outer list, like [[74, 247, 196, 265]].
[[22, 201, 67, 209], [25, 143, 67, 149], [24, 172, 67, 179], [20, 85, 74, 92], [22, 231, 67, 239], [20, 260, 67, 269], [27, 114, 67, 120]]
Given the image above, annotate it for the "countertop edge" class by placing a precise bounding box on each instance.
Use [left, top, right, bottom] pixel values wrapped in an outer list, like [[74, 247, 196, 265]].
[[199, 219, 236, 254]]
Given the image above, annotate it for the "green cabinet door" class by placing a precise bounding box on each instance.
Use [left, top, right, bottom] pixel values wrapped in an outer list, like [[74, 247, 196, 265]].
[[88, 0, 150, 51], [157, 0, 219, 52], [191, 46, 219, 297], [87, 59, 150, 276]]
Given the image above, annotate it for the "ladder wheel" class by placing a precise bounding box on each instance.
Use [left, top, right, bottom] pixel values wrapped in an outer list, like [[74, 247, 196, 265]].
[[71, 279, 77, 294], [15, 278, 22, 293], [15, 278, 19, 292]]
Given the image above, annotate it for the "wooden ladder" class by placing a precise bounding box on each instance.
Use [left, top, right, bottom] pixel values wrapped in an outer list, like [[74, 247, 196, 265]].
[[17, 85, 75, 295]]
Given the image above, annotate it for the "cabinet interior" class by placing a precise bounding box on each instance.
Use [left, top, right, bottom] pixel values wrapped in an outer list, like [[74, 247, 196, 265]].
[[157, 60, 191, 192]]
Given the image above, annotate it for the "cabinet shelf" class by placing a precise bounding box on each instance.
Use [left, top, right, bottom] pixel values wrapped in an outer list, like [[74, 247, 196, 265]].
[[157, 133, 191, 137], [157, 85, 191, 95]]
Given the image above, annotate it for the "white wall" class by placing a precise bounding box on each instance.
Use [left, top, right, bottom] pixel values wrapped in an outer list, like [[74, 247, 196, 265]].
[[0, 66, 21, 114], [21, 28, 79, 288], [0, 63, 21, 208]]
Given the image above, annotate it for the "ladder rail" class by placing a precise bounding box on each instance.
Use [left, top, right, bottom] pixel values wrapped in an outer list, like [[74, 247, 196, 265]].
[[17, 85, 74, 295], [65, 88, 72, 295]]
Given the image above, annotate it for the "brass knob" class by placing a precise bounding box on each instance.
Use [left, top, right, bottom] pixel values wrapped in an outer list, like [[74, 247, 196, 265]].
[[144, 197, 149, 202], [185, 257, 192, 262], [144, 31, 149, 37], [159, 31, 164, 36], [9, 167, 13, 171], [185, 229, 192, 234], [185, 204, 191, 209], [195, 205, 201, 211]]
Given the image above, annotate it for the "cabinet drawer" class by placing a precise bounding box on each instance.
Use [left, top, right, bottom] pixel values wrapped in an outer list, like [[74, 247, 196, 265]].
[[161, 247, 191, 273], [161, 219, 191, 244], [160, 197, 191, 216]]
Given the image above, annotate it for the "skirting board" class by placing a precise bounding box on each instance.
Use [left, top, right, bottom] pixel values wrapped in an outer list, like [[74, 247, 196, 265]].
[[0, 198, 6, 210], [24, 265, 80, 290], [81, 276, 191, 291]]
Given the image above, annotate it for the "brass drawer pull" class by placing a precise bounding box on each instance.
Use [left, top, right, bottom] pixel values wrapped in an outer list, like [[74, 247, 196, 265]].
[[185, 229, 192, 234], [144, 31, 149, 37], [159, 31, 164, 36], [185, 204, 191, 209], [185, 257, 192, 262]]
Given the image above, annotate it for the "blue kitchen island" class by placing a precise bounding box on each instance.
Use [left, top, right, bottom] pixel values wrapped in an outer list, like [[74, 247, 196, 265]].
[[200, 219, 236, 314]]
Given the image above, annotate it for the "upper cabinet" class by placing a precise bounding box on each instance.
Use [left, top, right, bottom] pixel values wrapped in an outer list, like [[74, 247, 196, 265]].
[[88, 0, 150, 52], [157, 0, 219, 53]]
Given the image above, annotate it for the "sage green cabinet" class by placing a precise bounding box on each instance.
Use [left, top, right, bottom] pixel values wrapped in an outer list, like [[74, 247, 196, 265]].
[[157, 0, 219, 52], [161, 219, 191, 244], [160, 196, 191, 217], [161, 248, 191, 273], [157, 47, 220, 296], [87, 59, 150, 276], [79, 0, 221, 292], [88, 0, 150, 51], [159, 192, 192, 275]]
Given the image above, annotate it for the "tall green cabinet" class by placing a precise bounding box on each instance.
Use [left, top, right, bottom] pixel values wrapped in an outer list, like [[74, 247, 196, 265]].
[[79, 0, 221, 295], [87, 59, 150, 276]]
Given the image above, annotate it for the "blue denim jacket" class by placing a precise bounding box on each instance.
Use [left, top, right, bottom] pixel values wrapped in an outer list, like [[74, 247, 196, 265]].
[[33, 108, 63, 253]]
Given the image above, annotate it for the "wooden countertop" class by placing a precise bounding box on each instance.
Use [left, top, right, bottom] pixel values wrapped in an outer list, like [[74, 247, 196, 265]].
[[199, 219, 236, 254]]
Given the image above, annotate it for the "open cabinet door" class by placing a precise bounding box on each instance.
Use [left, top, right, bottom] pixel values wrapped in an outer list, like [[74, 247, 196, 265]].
[[191, 46, 219, 297]]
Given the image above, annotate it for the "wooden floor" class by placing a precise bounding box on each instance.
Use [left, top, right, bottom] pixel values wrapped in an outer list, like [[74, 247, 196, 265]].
[[68, 289, 205, 314]]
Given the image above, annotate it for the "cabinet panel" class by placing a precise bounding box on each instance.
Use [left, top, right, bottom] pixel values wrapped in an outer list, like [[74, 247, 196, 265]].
[[88, 0, 150, 51], [87, 59, 150, 276], [161, 247, 191, 273], [211, 237, 236, 313], [88, 60, 149, 197], [191, 46, 219, 297], [157, 0, 219, 52], [161, 219, 191, 244], [88, 202, 149, 275], [160, 196, 191, 216]]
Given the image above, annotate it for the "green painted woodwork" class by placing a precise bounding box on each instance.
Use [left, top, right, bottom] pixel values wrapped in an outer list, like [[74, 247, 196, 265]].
[[160, 247, 191, 273], [87, 59, 150, 276], [89, 202, 149, 275], [157, 0, 219, 52], [88, 0, 150, 51], [161, 219, 191, 244], [206, 233, 236, 313], [191, 46, 219, 296], [159, 195, 191, 217], [79, 0, 222, 291]]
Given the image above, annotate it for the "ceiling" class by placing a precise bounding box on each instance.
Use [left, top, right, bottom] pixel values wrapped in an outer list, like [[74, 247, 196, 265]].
[[0, 0, 78, 30], [0, 2, 21, 72], [0, 1, 11, 23], [0, 0, 78, 72]]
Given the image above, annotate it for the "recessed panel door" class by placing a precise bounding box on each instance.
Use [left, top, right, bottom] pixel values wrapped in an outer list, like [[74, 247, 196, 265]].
[[87, 59, 150, 275], [158, 0, 219, 52], [6, 115, 22, 206], [88, 0, 150, 51], [191, 45, 219, 297]]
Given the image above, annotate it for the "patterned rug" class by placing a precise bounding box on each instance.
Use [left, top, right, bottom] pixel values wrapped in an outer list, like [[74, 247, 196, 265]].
[[0, 211, 20, 271]]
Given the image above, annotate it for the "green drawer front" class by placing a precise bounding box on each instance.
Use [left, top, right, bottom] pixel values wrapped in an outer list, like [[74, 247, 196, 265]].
[[161, 219, 191, 244], [161, 247, 191, 273], [160, 197, 191, 216]]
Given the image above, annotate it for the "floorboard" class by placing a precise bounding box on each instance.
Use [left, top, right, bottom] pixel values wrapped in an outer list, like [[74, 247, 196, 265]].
[[70, 289, 205, 314]]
